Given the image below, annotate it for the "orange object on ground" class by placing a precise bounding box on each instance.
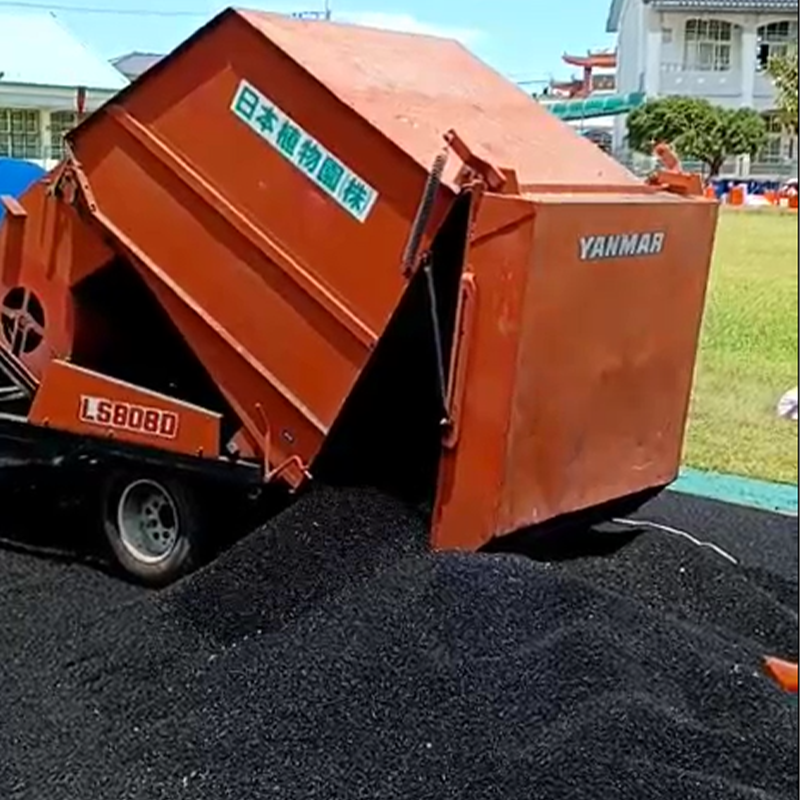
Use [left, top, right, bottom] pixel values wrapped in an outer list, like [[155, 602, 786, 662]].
[[0, 8, 720, 581], [728, 185, 746, 206], [763, 657, 799, 693]]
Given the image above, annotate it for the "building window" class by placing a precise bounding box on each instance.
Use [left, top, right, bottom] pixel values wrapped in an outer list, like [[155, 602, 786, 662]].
[[49, 111, 78, 160], [757, 21, 798, 71], [684, 19, 733, 71], [0, 109, 42, 161], [758, 112, 797, 163], [592, 74, 616, 93]]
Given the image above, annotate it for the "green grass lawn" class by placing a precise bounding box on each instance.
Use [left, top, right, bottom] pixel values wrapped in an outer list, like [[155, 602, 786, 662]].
[[685, 207, 798, 485]]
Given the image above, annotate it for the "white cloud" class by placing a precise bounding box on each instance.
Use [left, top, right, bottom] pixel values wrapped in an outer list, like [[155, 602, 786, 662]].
[[336, 11, 484, 46]]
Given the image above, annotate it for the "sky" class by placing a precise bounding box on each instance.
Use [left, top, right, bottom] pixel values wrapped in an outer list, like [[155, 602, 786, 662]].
[[0, 0, 616, 85]]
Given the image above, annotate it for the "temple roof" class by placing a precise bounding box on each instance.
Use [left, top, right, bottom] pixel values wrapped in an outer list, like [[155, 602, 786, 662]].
[[562, 52, 617, 69]]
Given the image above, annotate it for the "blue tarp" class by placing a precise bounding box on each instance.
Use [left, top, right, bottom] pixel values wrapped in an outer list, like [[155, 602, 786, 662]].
[[711, 178, 788, 197], [0, 159, 45, 221]]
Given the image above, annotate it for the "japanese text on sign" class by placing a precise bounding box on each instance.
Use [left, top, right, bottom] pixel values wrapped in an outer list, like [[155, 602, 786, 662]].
[[230, 80, 379, 223]]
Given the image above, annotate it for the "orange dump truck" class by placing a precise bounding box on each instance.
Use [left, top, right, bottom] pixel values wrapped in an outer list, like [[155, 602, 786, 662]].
[[0, 9, 718, 584]]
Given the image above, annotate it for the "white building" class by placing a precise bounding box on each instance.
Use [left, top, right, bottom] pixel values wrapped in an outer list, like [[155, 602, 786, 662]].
[[608, 0, 799, 175], [0, 12, 129, 169]]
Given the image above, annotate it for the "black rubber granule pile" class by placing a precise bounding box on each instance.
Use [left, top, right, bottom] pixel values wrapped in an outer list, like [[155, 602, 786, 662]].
[[0, 486, 796, 800]]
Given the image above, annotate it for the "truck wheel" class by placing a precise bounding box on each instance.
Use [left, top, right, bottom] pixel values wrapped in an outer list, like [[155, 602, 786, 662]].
[[102, 474, 206, 587]]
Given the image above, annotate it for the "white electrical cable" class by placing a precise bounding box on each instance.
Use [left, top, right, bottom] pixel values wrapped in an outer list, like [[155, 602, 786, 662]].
[[612, 517, 740, 565]]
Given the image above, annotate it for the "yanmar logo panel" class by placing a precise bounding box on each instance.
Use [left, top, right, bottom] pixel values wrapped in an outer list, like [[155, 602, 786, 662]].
[[579, 231, 666, 262], [79, 395, 179, 440]]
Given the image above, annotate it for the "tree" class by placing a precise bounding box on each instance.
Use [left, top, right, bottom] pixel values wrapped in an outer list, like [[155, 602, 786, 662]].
[[626, 96, 768, 177], [767, 48, 798, 134]]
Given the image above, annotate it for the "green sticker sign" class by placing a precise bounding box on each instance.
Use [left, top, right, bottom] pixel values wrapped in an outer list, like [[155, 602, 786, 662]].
[[231, 79, 379, 223]]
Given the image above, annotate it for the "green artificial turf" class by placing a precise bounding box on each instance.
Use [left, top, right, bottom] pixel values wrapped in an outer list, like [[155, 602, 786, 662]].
[[685, 207, 798, 485]]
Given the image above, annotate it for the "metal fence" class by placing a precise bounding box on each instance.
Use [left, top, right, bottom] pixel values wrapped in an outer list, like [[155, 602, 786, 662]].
[[614, 150, 799, 182]]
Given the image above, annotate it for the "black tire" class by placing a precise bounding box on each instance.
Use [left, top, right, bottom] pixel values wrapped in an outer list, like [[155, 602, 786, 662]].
[[102, 472, 207, 587]]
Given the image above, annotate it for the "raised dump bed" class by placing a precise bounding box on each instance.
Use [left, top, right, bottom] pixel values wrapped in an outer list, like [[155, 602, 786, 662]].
[[0, 8, 718, 584]]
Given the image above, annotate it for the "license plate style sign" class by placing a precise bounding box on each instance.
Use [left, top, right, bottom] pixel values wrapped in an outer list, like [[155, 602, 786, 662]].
[[230, 79, 379, 223], [79, 395, 179, 440]]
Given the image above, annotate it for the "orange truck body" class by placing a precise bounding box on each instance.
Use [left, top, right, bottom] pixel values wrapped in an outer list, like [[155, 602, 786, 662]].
[[0, 9, 718, 551]]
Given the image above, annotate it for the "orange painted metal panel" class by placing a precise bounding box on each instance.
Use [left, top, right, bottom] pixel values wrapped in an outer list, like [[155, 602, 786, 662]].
[[239, 11, 638, 191], [431, 194, 537, 550], [29, 360, 221, 457], [0, 179, 113, 381], [432, 191, 718, 551], [58, 9, 460, 476], [499, 194, 717, 533]]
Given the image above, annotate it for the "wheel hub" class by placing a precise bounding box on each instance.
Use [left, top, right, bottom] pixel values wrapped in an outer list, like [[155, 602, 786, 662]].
[[117, 480, 180, 564]]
